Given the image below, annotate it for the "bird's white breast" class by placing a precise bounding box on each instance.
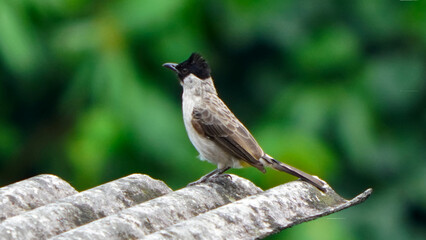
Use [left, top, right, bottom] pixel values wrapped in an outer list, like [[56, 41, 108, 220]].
[[182, 84, 242, 169]]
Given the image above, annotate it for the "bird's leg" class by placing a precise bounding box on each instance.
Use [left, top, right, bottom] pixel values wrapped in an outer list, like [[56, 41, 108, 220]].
[[187, 167, 231, 186], [187, 168, 220, 186], [210, 167, 232, 180]]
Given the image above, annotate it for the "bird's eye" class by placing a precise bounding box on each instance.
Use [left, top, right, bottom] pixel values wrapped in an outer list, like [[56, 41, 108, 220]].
[[181, 68, 188, 74]]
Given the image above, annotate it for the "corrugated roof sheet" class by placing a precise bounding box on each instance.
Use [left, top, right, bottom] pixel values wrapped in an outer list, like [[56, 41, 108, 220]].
[[0, 174, 371, 240]]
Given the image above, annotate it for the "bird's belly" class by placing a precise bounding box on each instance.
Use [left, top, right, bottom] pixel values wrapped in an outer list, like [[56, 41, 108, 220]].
[[182, 95, 242, 169], [186, 126, 243, 169]]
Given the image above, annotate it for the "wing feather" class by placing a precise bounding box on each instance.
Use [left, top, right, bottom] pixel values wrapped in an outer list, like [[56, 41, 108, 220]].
[[191, 99, 265, 172]]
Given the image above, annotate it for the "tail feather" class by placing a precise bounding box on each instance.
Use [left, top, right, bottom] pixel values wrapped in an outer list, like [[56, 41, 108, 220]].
[[262, 154, 326, 192]]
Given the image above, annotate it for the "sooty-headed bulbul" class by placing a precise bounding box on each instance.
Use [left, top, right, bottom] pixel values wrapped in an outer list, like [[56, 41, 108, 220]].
[[163, 53, 326, 191]]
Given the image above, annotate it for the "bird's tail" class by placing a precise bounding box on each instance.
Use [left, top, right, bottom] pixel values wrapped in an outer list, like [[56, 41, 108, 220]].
[[261, 154, 326, 192]]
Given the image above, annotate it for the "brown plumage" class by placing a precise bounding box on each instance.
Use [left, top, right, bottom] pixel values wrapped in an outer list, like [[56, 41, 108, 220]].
[[191, 98, 266, 172]]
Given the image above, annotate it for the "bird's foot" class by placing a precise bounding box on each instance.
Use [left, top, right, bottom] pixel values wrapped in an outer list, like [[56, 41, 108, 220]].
[[211, 173, 232, 181], [187, 173, 232, 186], [187, 167, 232, 186], [187, 178, 206, 186], [187, 174, 213, 186]]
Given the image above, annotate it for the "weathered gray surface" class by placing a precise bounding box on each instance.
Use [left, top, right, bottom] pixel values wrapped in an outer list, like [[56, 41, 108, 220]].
[[141, 181, 372, 240], [51, 175, 262, 240], [0, 174, 77, 222], [0, 173, 372, 240], [0, 174, 172, 240]]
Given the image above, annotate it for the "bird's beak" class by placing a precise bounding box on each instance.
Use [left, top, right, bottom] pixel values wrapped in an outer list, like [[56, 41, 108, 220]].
[[162, 63, 179, 73]]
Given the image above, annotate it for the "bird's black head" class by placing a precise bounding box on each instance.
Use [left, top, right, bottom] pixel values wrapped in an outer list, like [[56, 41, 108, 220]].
[[163, 53, 211, 81]]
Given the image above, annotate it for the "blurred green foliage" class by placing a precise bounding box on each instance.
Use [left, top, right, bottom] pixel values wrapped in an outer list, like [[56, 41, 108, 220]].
[[0, 0, 425, 239]]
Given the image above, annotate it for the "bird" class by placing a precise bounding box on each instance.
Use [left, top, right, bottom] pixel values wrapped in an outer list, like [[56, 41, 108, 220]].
[[163, 53, 326, 192]]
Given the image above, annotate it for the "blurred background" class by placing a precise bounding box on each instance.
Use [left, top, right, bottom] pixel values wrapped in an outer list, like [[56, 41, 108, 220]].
[[0, 0, 425, 239]]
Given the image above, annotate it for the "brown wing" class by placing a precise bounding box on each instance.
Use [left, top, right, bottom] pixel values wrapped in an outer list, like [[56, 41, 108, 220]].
[[191, 98, 265, 172]]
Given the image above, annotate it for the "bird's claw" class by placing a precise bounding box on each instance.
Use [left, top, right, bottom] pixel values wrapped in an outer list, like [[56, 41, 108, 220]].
[[214, 174, 232, 181], [187, 173, 232, 186]]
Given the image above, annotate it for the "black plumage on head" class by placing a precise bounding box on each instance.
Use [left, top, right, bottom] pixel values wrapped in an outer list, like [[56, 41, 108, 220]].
[[176, 53, 211, 80]]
